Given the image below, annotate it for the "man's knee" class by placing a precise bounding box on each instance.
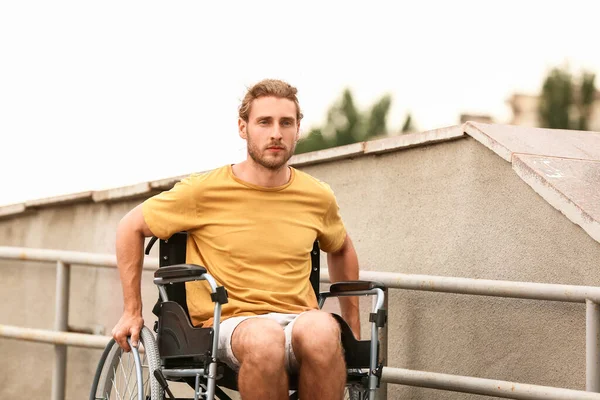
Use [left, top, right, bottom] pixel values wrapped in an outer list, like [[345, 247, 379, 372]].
[[232, 318, 286, 368], [292, 311, 342, 363]]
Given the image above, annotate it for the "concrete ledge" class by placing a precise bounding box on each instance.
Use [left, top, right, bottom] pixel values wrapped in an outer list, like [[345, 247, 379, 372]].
[[463, 121, 512, 162], [513, 155, 600, 244], [25, 191, 93, 208], [464, 121, 600, 162], [0, 203, 29, 219], [364, 125, 464, 154], [92, 182, 153, 203], [150, 174, 189, 191], [290, 142, 365, 167], [290, 125, 463, 167]]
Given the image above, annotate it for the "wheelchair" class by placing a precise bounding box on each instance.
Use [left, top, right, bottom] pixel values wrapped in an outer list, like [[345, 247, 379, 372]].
[[90, 232, 387, 400]]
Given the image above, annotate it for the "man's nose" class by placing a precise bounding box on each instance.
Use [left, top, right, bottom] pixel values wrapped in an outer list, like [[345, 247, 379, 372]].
[[270, 125, 283, 140]]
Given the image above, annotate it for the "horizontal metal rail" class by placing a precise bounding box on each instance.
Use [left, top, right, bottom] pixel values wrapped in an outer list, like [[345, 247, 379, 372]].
[[3, 246, 599, 303], [0, 246, 158, 270], [2, 322, 597, 399], [381, 367, 600, 400], [322, 269, 600, 303], [2, 246, 600, 399], [0, 324, 111, 349]]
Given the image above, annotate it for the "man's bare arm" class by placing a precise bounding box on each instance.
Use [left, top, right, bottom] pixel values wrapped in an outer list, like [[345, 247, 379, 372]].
[[111, 203, 154, 351], [327, 234, 361, 339]]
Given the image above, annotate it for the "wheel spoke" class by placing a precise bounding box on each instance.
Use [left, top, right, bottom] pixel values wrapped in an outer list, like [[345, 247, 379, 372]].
[[111, 376, 122, 399], [111, 364, 121, 399], [142, 352, 150, 397], [116, 352, 134, 400], [125, 352, 136, 399]]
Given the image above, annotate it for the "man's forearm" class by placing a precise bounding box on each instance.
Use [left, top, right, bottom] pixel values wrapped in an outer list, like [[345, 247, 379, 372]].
[[116, 220, 146, 315], [327, 236, 360, 337]]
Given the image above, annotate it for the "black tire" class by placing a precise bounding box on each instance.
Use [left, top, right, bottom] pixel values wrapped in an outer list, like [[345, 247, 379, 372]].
[[90, 338, 117, 400]]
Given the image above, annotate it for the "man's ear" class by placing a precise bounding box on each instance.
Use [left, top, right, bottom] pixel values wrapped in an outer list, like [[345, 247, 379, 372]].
[[238, 118, 247, 140]]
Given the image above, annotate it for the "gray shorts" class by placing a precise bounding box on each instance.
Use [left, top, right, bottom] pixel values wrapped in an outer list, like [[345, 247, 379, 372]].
[[216, 312, 306, 373]]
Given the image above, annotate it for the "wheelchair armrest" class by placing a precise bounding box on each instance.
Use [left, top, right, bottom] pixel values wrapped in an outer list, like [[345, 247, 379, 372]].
[[329, 280, 385, 294], [319, 280, 386, 315], [153, 264, 208, 285]]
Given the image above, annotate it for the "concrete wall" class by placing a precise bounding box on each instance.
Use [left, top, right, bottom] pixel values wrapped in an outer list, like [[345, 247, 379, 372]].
[[1, 136, 600, 399]]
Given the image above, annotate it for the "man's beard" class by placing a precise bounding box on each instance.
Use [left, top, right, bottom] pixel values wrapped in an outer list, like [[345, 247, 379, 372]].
[[247, 131, 296, 171]]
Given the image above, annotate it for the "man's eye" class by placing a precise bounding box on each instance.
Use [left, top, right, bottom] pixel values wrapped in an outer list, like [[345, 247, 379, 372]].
[[259, 120, 268, 125], [282, 121, 292, 126]]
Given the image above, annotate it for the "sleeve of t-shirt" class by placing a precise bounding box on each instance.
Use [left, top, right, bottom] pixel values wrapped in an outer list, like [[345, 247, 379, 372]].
[[142, 175, 202, 240], [317, 193, 347, 253]]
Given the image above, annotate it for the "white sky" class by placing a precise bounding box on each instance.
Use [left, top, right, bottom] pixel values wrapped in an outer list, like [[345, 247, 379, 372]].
[[1, 0, 599, 207]]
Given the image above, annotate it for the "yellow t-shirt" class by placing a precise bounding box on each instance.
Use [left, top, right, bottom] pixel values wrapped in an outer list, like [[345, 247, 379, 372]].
[[142, 164, 347, 327]]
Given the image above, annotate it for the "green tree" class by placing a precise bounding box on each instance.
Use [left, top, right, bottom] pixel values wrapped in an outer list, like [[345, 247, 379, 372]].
[[294, 128, 330, 154], [538, 67, 596, 130], [328, 89, 362, 147], [364, 94, 392, 140], [401, 113, 416, 133], [538, 67, 573, 129], [295, 89, 399, 154], [577, 72, 596, 131]]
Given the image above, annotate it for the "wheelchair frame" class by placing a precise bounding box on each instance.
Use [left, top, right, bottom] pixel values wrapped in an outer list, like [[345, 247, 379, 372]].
[[91, 232, 386, 400]]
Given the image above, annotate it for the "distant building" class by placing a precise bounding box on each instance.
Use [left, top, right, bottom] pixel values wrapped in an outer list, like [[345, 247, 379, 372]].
[[507, 92, 600, 131]]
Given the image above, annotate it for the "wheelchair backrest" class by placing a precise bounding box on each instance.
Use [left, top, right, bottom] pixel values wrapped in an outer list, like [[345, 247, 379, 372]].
[[150, 232, 321, 313]]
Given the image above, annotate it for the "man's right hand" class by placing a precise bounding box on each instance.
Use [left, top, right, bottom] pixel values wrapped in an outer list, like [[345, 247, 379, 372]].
[[111, 312, 144, 352]]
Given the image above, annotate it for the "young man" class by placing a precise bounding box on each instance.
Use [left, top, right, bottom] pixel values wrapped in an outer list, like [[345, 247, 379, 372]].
[[112, 79, 360, 399]]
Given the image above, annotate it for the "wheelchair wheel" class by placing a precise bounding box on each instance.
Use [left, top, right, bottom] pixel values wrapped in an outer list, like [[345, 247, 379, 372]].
[[90, 326, 163, 400], [344, 383, 369, 400]]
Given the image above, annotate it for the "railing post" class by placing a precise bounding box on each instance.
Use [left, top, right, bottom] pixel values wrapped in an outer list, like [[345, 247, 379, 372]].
[[374, 288, 388, 400], [52, 261, 70, 400], [587, 299, 600, 392]]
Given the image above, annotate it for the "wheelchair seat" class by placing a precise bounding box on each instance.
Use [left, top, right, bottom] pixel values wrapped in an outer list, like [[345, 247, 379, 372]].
[[153, 293, 375, 393]]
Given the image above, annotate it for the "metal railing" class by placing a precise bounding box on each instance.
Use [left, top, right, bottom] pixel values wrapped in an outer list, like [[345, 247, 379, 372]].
[[1, 246, 600, 400], [0, 247, 157, 400]]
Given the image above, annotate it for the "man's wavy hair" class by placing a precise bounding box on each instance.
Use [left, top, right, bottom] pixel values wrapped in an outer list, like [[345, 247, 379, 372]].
[[239, 79, 303, 123]]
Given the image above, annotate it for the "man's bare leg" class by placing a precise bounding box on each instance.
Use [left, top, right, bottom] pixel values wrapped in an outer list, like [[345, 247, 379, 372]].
[[292, 310, 346, 399], [233, 318, 289, 400]]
